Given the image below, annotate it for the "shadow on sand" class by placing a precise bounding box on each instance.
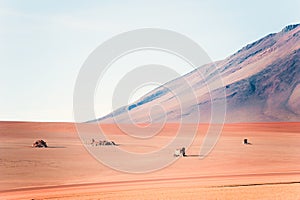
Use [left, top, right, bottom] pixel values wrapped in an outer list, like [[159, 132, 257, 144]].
[[186, 155, 199, 157], [47, 146, 66, 148]]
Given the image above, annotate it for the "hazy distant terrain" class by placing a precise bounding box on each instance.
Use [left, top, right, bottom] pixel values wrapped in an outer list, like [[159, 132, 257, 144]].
[[95, 24, 300, 123]]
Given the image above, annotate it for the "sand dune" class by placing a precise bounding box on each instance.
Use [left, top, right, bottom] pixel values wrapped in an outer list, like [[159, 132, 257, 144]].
[[1, 121, 300, 199]]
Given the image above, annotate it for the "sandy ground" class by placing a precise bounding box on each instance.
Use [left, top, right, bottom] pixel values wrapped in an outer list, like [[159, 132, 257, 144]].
[[0, 122, 300, 199]]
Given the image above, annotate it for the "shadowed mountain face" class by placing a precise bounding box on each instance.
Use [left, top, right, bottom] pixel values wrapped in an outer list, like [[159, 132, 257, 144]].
[[95, 24, 300, 123]]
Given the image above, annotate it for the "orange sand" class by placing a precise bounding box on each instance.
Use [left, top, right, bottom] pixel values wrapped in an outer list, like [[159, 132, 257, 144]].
[[0, 122, 300, 199]]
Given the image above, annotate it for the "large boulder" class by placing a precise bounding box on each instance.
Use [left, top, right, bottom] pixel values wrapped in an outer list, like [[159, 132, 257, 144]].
[[32, 140, 48, 148]]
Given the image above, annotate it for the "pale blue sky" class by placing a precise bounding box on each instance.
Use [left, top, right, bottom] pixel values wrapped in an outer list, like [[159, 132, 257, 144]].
[[0, 0, 299, 122]]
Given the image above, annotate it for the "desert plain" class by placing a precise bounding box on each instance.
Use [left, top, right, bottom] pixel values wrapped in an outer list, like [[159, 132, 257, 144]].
[[0, 121, 300, 199]]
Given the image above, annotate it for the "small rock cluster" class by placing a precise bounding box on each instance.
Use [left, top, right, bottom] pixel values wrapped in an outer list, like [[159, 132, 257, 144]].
[[90, 139, 116, 146]]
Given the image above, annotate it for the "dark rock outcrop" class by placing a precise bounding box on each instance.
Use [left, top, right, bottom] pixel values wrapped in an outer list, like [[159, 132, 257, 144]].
[[32, 140, 48, 148]]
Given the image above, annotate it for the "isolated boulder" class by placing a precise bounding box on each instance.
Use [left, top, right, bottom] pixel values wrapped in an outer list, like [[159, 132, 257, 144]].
[[32, 140, 48, 148], [174, 147, 187, 157]]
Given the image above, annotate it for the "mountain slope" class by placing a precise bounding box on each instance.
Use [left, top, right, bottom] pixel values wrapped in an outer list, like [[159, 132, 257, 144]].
[[95, 24, 300, 123]]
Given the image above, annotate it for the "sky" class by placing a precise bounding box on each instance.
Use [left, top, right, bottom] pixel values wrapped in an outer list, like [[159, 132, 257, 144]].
[[0, 0, 299, 122]]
